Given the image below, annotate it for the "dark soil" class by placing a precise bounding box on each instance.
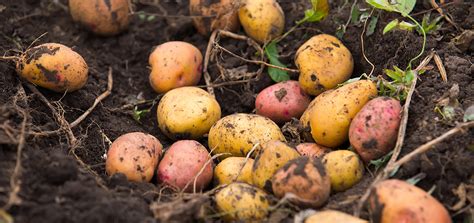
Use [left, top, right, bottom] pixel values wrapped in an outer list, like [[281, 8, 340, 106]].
[[0, 0, 473, 222]]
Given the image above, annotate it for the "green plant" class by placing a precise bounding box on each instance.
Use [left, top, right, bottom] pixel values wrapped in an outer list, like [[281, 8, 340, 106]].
[[132, 106, 150, 122], [369, 151, 393, 172], [377, 66, 415, 101]]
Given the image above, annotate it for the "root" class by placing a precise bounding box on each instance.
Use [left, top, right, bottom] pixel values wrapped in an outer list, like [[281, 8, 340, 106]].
[[203, 30, 219, 97], [360, 8, 375, 77], [232, 143, 260, 182]]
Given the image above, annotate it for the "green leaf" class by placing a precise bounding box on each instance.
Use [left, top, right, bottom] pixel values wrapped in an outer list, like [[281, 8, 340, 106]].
[[385, 68, 402, 82], [383, 19, 399, 34], [365, 0, 396, 12], [265, 41, 290, 82], [404, 69, 415, 83], [398, 21, 416, 31], [366, 15, 379, 36], [147, 15, 156, 21], [397, 0, 416, 17], [463, 105, 474, 122], [335, 25, 346, 38], [351, 5, 361, 24]]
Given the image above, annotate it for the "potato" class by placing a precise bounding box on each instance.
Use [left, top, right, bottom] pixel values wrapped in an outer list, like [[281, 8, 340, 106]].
[[305, 210, 368, 223], [69, 0, 129, 36], [369, 179, 451, 223], [16, 43, 88, 92], [208, 113, 285, 158], [349, 97, 402, 162], [322, 150, 364, 192], [157, 87, 221, 140], [296, 143, 330, 158], [310, 80, 377, 147], [149, 41, 203, 93], [252, 140, 300, 190], [295, 34, 354, 96], [106, 132, 162, 182], [256, 80, 311, 124], [272, 156, 330, 208], [215, 182, 270, 222], [189, 0, 240, 35], [157, 140, 213, 192], [214, 157, 254, 185], [238, 0, 285, 43], [299, 90, 333, 142]]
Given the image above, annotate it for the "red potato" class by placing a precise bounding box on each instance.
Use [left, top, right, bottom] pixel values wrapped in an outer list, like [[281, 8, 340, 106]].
[[106, 132, 163, 182], [157, 140, 213, 192], [256, 80, 311, 124], [296, 143, 331, 158], [349, 97, 402, 162]]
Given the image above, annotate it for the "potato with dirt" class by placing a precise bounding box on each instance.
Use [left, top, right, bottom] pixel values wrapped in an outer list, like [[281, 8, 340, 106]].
[[299, 90, 333, 142], [157, 87, 221, 140], [208, 113, 285, 158], [349, 97, 402, 162], [322, 150, 364, 192], [369, 179, 451, 223], [238, 0, 285, 43], [214, 157, 254, 185], [157, 140, 213, 192], [255, 80, 311, 124], [296, 143, 330, 158], [189, 0, 240, 35], [16, 43, 88, 92], [305, 210, 368, 223], [149, 41, 203, 93], [69, 0, 130, 36], [295, 34, 354, 96], [106, 132, 163, 182]]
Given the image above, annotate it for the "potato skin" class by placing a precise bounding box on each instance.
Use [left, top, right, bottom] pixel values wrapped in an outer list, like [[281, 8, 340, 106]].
[[149, 41, 203, 93], [238, 0, 285, 43], [214, 157, 254, 185], [296, 143, 330, 158], [215, 182, 270, 222], [189, 0, 240, 35], [369, 179, 451, 223], [322, 150, 364, 192], [17, 43, 88, 92], [295, 34, 354, 96], [208, 113, 285, 158], [349, 97, 402, 162], [157, 140, 213, 192], [256, 80, 311, 124], [310, 80, 377, 147], [299, 90, 333, 142], [305, 210, 368, 223], [69, 0, 129, 36], [272, 156, 330, 208], [157, 87, 221, 140], [106, 132, 162, 182]]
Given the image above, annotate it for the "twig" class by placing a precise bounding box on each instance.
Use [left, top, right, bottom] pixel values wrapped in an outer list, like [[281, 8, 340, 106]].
[[361, 8, 376, 77], [203, 30, 219, 97], [433, 52, 447, 83], [429, 0, 459, 30]]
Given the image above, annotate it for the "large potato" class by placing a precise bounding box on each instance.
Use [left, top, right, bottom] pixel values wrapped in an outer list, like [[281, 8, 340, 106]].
[[215, 182, 270, 222], [369, 179, 451, 223], [295, 34, 354, 96], [272, 156, 330, 208], [149, 41, 203, 93], [106, 132, 162, 182], [189, 0, 240, 35], [157, 140, 213, 192], [252, 140, 300, 190], [214, 157, 254, 185], [157, 87, 221, 140], [299, 90, 333, 142], [305, 210, 368, 223], [208, 113, 285, 158], [322, 150, 364, 192], [310, 80, 377, 147], [256, 80, 311, 124], [296, 143, 330, 158], [69, 0, 130, 36], [349, 97, 402, 162], [16, 43, 88, 92], [238, 0, 285, 43]]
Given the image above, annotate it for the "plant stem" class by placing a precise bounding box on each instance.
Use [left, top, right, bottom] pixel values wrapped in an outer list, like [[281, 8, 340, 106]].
[[406, 15, 426, 70]]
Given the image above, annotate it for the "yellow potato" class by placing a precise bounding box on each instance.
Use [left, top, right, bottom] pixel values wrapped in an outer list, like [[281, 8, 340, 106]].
[[322, 150, 364, 192], [252, 140, 300, 190], [310, 80, 377, 147], [238, 0, 285, 43], [17, 43, 88, 92], [157, 87, 221, 140], [295, 34, 354, 96], [215, 182, 270, 222], [299, 90, 333, 142], [208, 113, 285, 158], [189, 0, 240, 35], [305, 210, 368, 223], [214, 157, 254, 185]]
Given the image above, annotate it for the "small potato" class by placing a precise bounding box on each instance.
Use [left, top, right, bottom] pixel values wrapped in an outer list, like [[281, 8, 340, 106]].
[[310, 80, 377, 147], [256, 80, 311, 124], [69, 0, 129, 36], [157, 87, 221, 140], [369, 179, 451, 223], [272, 156, 330, 208], [106, 132, 163, 182], [189, 0, 240, 35], [208, 113, 285, 158], [214, 157, 254, 185], [238, 0, 285, 43], [322, 150, 364, 192], [296, 143, 330, 158], [157, 140, 213, 192], [215, 182, 270, 222], [349, 97, 402, 162], [252, 140, 300, 190], [149, 41, 203, 93], [16, 43, 88, 92], [296, 34, 354, 96], [299, 90, 333, 142], [305, 210, 368, 223]]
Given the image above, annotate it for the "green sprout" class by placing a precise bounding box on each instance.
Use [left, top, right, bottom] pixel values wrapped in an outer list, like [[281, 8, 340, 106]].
[[132, 106, 150, 122]]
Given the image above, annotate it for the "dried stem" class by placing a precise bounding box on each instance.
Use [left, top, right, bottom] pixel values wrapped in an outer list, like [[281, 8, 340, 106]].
[[203, 30, 219, 97], [361, 8, 375, 77]]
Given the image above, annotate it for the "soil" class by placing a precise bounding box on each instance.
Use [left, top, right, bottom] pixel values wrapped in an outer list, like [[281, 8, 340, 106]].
[[0, 0, 473, 222]]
